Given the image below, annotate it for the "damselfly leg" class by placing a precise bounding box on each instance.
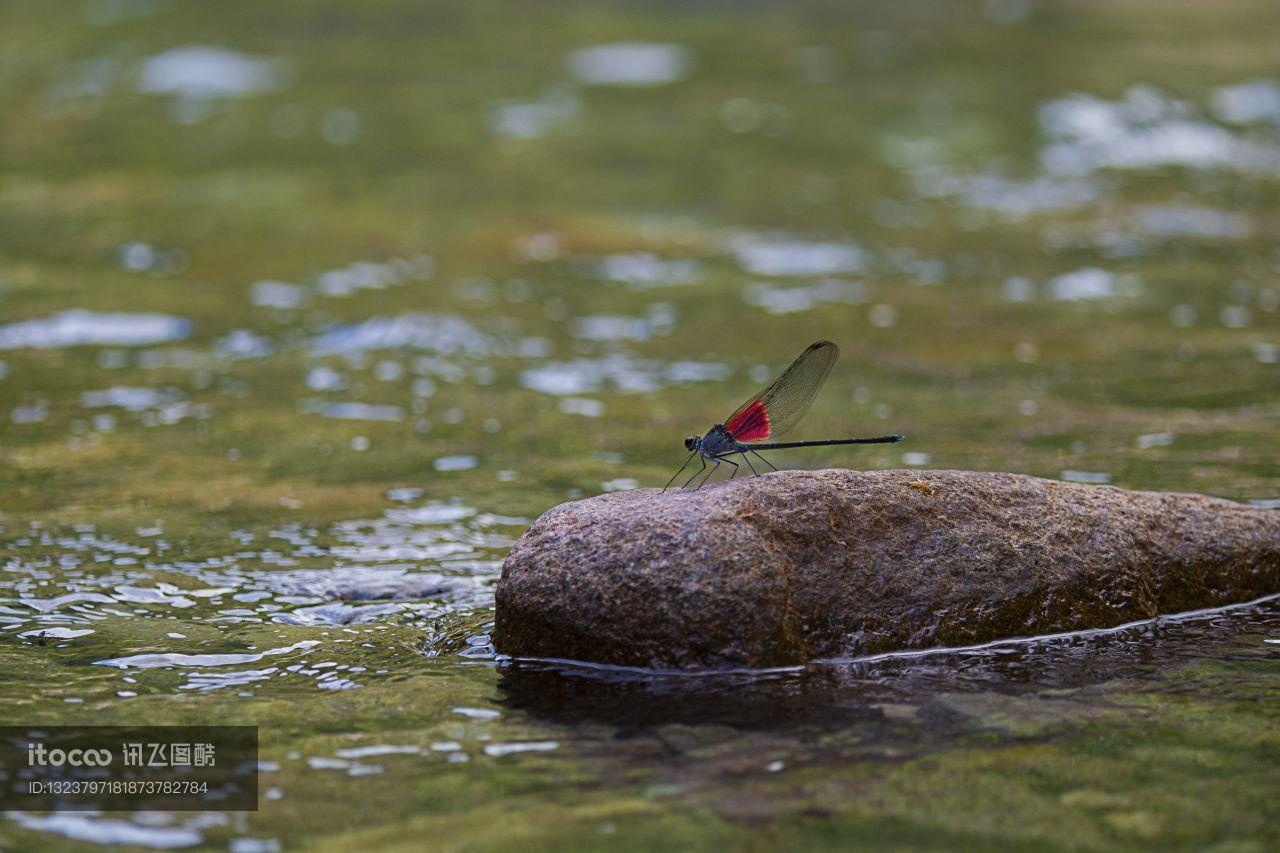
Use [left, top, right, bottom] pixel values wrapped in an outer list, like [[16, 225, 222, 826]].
[[694, 459, 720, 489], [663, 450, 698, 492], [748, 449, 778, 472], [719, 455, 740, 480], [680, 456, 707, 489]]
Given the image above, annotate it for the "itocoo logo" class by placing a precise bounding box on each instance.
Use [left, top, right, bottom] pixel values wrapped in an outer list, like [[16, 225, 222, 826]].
[[27, 743, 113, 766]]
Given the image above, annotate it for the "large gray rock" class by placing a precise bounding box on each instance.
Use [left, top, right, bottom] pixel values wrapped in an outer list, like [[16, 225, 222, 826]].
[[493, 470, 1280, 669]]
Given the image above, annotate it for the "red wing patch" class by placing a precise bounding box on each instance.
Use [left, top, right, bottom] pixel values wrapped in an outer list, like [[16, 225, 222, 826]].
[[725, 399, 771, 441]]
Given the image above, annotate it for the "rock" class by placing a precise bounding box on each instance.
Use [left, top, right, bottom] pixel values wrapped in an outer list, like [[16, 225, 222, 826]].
[[493, 470, 1280, 669]]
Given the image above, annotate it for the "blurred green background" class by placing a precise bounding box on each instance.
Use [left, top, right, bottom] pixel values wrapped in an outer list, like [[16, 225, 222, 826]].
[[0, 0, 1277, 849]]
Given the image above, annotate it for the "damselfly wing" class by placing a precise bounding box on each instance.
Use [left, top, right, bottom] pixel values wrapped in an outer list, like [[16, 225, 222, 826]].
[[723, 340, 839, 442]]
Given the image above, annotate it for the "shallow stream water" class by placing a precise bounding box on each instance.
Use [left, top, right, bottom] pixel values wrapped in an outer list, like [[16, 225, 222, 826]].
[[1, 1, 1277, 849]]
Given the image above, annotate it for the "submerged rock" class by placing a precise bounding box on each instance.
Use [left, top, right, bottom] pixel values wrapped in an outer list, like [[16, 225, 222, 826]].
[[493, 470, 1280, 669]]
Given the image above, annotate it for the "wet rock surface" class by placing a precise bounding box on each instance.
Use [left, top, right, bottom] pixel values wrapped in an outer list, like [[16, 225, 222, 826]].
[[493, 470, 1280, 669]]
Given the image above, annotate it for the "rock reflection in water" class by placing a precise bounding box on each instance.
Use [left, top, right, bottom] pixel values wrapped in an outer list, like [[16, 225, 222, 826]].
[[496, 596, 1280, 734]]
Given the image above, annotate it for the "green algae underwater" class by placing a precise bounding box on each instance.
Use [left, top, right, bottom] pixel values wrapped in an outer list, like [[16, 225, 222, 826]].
[[1, 0, 1278, 849]]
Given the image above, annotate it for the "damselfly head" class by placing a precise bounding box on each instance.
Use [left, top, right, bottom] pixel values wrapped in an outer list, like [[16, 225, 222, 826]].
[[683, 435, 698, 451]]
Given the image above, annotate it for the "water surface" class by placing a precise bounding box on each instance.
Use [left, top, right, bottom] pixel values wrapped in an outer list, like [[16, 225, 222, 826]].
[[1, 0, 1277, 849]]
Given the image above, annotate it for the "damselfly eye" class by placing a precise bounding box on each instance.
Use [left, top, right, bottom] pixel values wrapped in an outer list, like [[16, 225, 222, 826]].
[[684, 436, 697, 451]]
